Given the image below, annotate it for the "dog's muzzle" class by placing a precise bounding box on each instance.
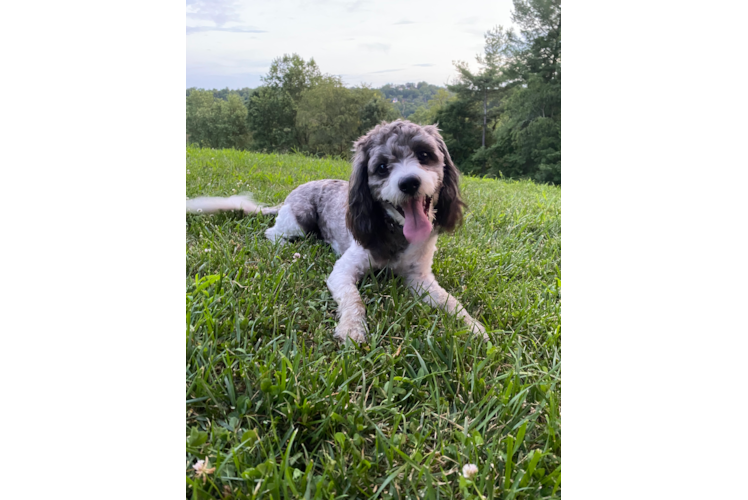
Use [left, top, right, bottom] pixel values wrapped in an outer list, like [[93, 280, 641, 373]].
[[398, 176, 421, 196]]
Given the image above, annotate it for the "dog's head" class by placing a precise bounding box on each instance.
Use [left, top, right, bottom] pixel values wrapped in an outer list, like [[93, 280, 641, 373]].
[[346, 120, 465, 258]]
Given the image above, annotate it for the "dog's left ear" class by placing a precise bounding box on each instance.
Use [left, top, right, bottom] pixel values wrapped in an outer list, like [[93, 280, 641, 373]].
[[425, 126, 466, 232]]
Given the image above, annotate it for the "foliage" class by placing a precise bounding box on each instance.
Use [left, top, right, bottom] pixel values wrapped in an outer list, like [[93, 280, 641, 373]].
[[296, 79, 397, 156], [409, 89, 456, 126], [186, 147, 561, 499], [187, 87, 256, 104], [492, 0, 561, 184], [437, 0, 561, 183], [378, 82, 447, 118], [246, 54, 324, 152], [359, 91, 401, 133], [187, 91, 251, 149], [434, 97, 483, 170], [184, 0, 562, 184], [246, 86, 298, 152], [246, 54, 399, 156]]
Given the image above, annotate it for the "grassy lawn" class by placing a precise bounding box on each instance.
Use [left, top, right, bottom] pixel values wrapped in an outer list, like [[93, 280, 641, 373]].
[[186, 146, 561, 499]]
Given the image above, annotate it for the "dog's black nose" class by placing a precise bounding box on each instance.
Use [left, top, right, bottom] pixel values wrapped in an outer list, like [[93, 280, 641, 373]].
[[398, 176, 421, 195]]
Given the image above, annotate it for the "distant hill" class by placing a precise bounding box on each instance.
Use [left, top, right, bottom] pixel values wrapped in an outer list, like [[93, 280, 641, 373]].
[[377, 82, 445, 118], [186, 87, 255, 103], [186, 82, 447, 118]]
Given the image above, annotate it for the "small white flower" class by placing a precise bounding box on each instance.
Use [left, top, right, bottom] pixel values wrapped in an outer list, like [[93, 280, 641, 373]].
[[462, 463, 479, 479], [196, 208, 203, 213], [293, 253, 301, 260], [193, 458, 216, 481], [204, 248, 211, 252], [232, 189, 236, 193]]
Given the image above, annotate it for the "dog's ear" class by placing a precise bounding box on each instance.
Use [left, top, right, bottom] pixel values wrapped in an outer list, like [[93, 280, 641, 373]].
[[427, 127, 466, 232], [346, 134, 378, 248], [347, 124, 409, 260]]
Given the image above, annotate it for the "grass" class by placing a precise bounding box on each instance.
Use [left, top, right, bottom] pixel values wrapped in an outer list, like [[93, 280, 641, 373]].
[[186, 146, 561, 499]]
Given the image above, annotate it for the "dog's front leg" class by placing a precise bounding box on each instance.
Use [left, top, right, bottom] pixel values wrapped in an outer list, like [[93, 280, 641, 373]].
[[326, 246, 371, 344], [405, 273, 488, 341]]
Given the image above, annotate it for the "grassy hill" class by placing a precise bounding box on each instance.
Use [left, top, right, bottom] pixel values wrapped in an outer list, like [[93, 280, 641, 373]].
[[186, 146, 561, 499]]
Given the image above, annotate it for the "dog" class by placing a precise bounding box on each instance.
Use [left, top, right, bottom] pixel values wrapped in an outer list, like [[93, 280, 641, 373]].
[[186, 120, 487, 343]]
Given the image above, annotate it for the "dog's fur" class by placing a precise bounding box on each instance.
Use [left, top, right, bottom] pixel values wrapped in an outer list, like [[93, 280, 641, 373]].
[[187, 120, 487, 343]]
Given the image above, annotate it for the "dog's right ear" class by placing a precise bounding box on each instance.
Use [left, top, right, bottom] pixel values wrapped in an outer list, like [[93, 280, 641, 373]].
[[425, 125, 466, 232], [346, 134, 376, 248]]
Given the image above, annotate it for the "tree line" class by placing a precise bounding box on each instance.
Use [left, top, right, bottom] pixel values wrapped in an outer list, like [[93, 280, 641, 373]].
[[186, 0, 560, 184]]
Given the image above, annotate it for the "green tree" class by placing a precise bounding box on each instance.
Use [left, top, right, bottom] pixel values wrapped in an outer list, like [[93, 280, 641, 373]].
[[435, 25, 510, 172], [186, 90, 215, 147], [437, 0, 561, 183], [434, 97, 482, 169], [487, 0, 561, 183], [296, 77, 361, 156], [410, 88, 456, 125], [247, 54, 323, 151], [296, 80, 397, 156], [358, 90, 400, 133], [186, 91, 249, 149], [215, 93, 251, 149], [378, 82, 445, 118], [246, 86, 296, 151], [451, 26, 512, 150]]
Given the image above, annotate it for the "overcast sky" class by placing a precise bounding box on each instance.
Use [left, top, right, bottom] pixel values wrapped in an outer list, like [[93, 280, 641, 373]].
[[187, 0, 515, 89]]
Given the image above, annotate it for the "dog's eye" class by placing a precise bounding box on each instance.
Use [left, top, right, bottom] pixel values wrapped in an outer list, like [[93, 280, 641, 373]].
[[376, 163, 389, 176], [417, 151, 431, 162]]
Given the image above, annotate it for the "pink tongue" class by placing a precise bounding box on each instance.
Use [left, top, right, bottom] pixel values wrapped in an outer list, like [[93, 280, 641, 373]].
[[402, 197, 432, 244]]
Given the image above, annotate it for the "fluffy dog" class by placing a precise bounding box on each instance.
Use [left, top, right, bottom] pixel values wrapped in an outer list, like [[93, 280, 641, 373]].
[[187, 120, 487, 343]]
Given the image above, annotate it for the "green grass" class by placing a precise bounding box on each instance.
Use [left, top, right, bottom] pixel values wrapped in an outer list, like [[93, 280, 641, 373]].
[[186, 146, 561, 499]]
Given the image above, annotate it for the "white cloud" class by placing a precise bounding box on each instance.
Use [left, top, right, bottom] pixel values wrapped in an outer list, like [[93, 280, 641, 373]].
[[186, 0, 242, 26], [186, 0, 516, 88]]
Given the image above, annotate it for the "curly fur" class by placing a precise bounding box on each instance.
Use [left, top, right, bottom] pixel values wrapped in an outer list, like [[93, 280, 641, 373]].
[[187, 120, 487, 344]]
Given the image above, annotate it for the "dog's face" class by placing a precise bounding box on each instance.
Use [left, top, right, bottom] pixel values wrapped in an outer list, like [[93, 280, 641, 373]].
[[347, 120, 465, 258]]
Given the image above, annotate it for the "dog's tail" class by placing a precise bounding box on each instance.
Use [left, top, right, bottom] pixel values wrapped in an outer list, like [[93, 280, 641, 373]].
[[186, 195, 282, 216]]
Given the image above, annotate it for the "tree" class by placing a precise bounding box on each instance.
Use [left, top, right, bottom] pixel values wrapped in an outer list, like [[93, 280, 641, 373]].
[[436, 27, 510, 173], [263, 54, 323, 101], [296, 77, 362, 156], [359, 90, 400, 133], [449, 26, 511, 149], [377, 82, 445, 118], [434, 97, 482, 169], [410, 88, 456, 125], [246, 86, 296, 151], [487, 0, 561, 183], [186, 91, 249, 149], [436, 0, 561, 183], [214, 93, 251, 149], [186, 90, 215, 147], [247, 54, 323, 151], [296, 80, 397, 156]]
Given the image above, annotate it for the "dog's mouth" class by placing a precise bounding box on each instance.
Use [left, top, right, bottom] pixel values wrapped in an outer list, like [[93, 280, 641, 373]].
[[395, 195, 431, 218], [398, 195, 433, 244]]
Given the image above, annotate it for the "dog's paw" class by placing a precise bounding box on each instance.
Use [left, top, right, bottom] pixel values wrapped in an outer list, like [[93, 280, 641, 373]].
[[469, 320, 489, 342], [333, 320, 367, 344]]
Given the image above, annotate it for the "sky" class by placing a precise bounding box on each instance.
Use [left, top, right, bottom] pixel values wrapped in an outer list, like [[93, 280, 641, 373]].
[[186, 0, 515, 89]]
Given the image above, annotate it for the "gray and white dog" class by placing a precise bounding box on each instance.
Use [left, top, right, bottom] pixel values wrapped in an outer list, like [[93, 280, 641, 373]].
[[187, 120, 487, 343]]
